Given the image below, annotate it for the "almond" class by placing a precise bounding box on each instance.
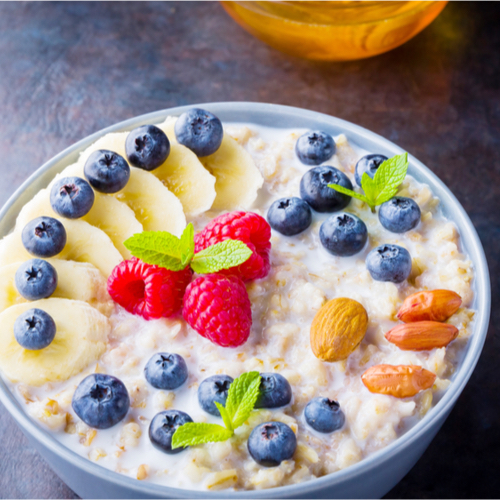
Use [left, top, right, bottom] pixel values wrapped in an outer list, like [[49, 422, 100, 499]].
[[397, 289, 461, 323], [385, 321, 459, 350], [361, 364, 436, 398], [310, 297, 368, 362]]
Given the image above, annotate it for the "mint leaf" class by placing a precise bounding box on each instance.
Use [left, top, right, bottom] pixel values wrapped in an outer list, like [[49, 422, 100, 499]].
[[328, 183, 369, 204], [179, 223, 195, 267], [123, 231, 185, 271], [225, 371, 261, 428], [215, 402, 234, 433], [191, 240, 252, 274], [373, 153, 409, 205], [360, 173, 377, 209], [171, 423, 233, 449]]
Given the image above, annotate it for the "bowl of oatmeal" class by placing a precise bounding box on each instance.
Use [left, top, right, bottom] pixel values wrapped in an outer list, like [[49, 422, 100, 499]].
[[0, 102, 490, 498]]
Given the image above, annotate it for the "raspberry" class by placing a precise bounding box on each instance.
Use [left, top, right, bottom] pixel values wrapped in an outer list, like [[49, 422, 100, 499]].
[[183, 274, 252, 348], [194, 211, 271, 281], [107, 258, 192, 320]]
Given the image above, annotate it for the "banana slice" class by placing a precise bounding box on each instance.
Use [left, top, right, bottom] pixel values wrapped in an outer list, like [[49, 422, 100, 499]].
[[0, 298, 109, 386], [0, 218, 122, 277], [0, 259, 112, 316], [155, 118, 216, 217], [17, 188, 142, 259]]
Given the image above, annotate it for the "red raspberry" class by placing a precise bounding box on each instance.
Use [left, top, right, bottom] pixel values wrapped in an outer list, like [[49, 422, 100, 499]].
[[194, 211, 271, 281], [183, 274, 252, 348], [107, 258, 192, 320]]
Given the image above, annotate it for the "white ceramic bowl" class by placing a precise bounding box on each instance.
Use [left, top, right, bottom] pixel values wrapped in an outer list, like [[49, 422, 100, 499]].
[[0, 103, 490, 499]]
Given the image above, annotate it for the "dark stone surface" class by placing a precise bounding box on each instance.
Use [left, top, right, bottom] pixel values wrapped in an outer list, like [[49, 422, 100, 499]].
[[0, 1, 498, 498]]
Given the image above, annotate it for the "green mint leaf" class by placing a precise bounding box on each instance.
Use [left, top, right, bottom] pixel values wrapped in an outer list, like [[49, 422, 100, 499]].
[[215, 402, 234, 433], [360, 172, 378, 207], [171, 423, 233, 449], [225, 371, 261, 429], [179, 223, 195, 267], [328, 183, 369, 204], [191, 240, 252, 274], [123, 231, 185, 271], [373, 153, 409, 205]]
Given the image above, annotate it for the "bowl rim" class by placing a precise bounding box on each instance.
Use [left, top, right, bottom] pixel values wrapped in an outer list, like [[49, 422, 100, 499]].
[[0, 102, 491, 498]]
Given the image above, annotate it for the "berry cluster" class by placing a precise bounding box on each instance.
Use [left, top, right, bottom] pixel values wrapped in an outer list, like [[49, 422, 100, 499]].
[[107, 211, 271, 347]]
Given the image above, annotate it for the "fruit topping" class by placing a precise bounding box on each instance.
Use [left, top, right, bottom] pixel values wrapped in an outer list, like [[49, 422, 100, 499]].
[[125, 125, 170, 171], [304, 397, 345, 433], [14, 308, 56, 350], [174, 108, 223, 157], [144, 352, 188, 390], [50, 177, 95, 219], [319, 212, 367, 257], [194, 211, 271, 281], [295, 131, 336, 166], [300, 166, 352, 213], [247, 421, 297, 467], [255, 373, 292, 409], [354, 154, 388, 187], [198, 374, 234, 416], [84, 150, 130, 193], [378, 196, 421, 233], [72, 373, 130, 429], [366, 244, 412, 283], [397, 289, 462, 323], [267, 197, 312, 236], [385, 321, 459, 350], [149, 410, 193, 454], [361, 364, 436, 398], [107, 258, 192, 320], [183, 274, 252, 347], [310, 298, 368, 362], [15, 259, 58, 301], [21, 216, 67, 258]]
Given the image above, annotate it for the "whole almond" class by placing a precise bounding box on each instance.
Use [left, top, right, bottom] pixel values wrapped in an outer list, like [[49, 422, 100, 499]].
[[310, 297, 368, 362], [385, 321, 459, 350], [397, 289, 462, 323], [361, 364, 436, 398]]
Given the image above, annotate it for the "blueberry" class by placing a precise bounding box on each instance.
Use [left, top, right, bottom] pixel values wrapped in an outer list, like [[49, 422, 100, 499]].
[[255, 373, 292, 409], [174, 108, 223, 157], [149, 410, 193, 454], [198, 374, 233, 416], [125, 125, 170, 171], [144, 353, 188, 390], [300, 166, 352, 213], [295, 131, 335, 166], [366, 244, 412, 283], [50, 177, 95, 219], [15, 259, 58, 301], [319, 212, 367, 257], [248, 422, 297, 467], [22, 216, 67, 258], [84, 150, 130, 193], [72, 373, 130, 429], [354, 154, 388, 187], [304, 397, 345, 433], [378, 197, 421, 233], [14, 308, 56, 350], [267, 197, 312, 236]]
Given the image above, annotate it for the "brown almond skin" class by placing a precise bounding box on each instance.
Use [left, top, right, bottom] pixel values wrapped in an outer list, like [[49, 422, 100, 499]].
[[385, 321, 459, 351], [310, 297, 368, 362], [361, 364, 436, 398], [397, 289, 462, 323]]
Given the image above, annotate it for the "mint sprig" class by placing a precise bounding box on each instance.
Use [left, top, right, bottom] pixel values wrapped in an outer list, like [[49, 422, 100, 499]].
[[329, 153, 409, 212], [171, 371, 261, 449], [124, 223, 252, 274]]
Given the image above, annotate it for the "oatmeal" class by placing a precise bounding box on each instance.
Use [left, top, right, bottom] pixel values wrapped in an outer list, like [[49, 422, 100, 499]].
[[0, 115, 474, 491]]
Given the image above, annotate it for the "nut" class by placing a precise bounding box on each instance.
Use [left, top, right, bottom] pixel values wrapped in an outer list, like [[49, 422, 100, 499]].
[[310, 298, 368, 362], [361, 364, 436, 398], [385, 321, 458, 350], [397, 290, 461, 323]]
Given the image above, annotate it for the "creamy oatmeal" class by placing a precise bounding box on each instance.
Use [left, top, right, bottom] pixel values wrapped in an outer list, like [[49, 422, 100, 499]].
[[0, 118, 475, 491]]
